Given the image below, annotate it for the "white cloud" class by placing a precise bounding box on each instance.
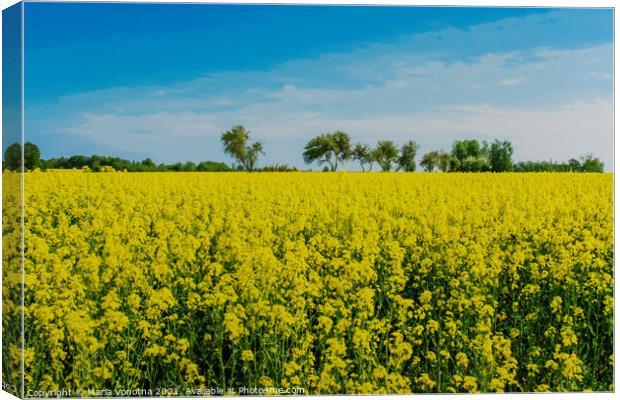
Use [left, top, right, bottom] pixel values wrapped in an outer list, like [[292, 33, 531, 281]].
[[499, 78, 525, 86], [62, 112, 223, 162]]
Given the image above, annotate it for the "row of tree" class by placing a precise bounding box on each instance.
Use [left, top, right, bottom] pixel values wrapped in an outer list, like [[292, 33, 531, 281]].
[[3, 125, 605, 173], [2, 141, 300, 173], [420, 139, 514, 172], [221, 126, 419, 172], [42, 156, 233, 172], [221, 126, 603, 173], [418, 139, 603, 173], [302, 131, 420, 172], [513, 158, 604, 173], [2, 143, 232, 172]]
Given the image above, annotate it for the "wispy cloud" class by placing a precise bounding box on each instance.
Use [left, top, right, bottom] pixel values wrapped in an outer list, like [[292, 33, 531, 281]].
[[499, 78, 525, 86]]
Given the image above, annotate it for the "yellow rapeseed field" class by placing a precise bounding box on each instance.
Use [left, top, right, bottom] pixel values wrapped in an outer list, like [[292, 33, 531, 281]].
[[2, 170, 614, 394]]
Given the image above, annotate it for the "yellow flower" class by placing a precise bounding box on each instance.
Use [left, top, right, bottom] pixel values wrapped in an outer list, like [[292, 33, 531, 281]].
[[456, 352, 469, 369], [241, 350, 254, 362], [462, 376, 478, 392], [419, 290, 433, 304], [427, 319, 440, 334], [550, 296, 563, 314], [258, 375, 274, 388]]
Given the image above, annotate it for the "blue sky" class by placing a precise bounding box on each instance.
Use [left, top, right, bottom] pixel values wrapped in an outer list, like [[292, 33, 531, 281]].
[[2, 1, 21, 148], [20, 3, 613, 169]]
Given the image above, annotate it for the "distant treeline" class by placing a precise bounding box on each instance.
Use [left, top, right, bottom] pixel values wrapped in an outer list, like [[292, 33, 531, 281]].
[[512, 159, 604, 173], [2, 142, 300, 172], [2, 136, 604, 173], [42, 155, 232, 172], [2, 142, 230, 172], [40, 156, 299, 173], [417, 139, 604, 173]]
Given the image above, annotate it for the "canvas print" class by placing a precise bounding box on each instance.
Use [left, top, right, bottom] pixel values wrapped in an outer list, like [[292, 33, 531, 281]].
[[1, 1, 614, 397]]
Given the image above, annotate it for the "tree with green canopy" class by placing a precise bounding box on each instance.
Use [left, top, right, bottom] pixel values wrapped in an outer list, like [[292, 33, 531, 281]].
[[303, 131, 351, 171], [3, 142, 40, 171], [3, 143, 21, 170], [220, 125, 264, 171], [374, 140, 400, 172], [488, 140, 513, 172], [421, 150, 440, 172], [452, 139, 482, 171], [352, 143, 375, 172], [581, 154, 604, 172], [398, 140, 419, 172]]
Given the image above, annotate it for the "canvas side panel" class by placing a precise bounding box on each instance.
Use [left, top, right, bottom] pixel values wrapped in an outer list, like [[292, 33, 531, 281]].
[[2, 1, 23, 398]]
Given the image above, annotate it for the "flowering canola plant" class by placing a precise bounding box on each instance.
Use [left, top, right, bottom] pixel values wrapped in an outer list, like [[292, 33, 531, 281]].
[[2, 170, 613, 393]]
